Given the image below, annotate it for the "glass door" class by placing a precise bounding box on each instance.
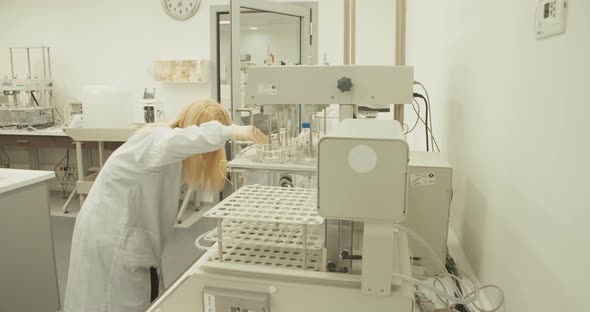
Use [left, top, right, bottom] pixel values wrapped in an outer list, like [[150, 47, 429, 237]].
[[210, 1, 316, 126]]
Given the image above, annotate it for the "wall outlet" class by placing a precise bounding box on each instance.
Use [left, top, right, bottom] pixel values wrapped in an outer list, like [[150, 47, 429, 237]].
[[536, 0, 568, 39]]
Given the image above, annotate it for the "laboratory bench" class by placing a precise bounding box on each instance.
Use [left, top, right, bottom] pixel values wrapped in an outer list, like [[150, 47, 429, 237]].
[[0, 127, 72, 169], [0, 127, 134, 213], [0, 127, 127, 168]]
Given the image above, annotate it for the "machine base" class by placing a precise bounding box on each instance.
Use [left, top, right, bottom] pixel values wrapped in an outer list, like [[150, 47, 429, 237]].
[[149, 252, 414, 312], [0, 107, 54, 128]]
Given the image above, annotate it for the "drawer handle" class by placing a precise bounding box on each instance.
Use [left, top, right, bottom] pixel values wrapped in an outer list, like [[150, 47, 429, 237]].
[[15, 139, 30, 143]]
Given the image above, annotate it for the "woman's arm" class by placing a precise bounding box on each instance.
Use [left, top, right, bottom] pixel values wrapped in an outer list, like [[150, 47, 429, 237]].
[[139, 121, 231, 169]]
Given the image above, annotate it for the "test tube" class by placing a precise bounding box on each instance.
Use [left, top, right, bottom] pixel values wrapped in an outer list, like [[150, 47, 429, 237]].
[[268, 115, 273, 149], [309, 115, 314, 158]]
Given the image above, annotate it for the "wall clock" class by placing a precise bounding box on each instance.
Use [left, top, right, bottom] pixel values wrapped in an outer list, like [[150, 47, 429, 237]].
[[162, 0, 201, 21]]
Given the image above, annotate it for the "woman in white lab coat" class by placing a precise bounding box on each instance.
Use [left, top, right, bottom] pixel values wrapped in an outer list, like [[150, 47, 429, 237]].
[[63, 99, 267, 312]]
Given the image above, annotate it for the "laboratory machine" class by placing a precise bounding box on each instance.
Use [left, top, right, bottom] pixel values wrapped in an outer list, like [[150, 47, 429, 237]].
[[148, 64, 426, 312], [0, 47, 55, 129], [141, 87, 165, 124], [150, 119, 415, 312], [227, 65, 451, 274]]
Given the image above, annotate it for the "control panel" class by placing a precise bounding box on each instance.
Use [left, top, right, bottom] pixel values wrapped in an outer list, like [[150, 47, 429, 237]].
[[536, 0, 568, 39]]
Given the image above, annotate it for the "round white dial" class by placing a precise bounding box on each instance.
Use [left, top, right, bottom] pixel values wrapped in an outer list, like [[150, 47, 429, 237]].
[[162, 0, 201, 21]]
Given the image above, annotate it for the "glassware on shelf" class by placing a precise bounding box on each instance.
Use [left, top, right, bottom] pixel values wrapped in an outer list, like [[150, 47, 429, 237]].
[[295, 123, 318, 164], [256, 144, 285, 163]]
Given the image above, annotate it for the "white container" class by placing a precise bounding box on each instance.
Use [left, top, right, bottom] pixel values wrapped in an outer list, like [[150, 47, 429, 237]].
[[82, 85, 134, 128]]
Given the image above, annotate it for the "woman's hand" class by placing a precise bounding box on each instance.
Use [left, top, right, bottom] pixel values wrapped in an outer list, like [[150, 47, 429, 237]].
[[230, 125, 269, 144]]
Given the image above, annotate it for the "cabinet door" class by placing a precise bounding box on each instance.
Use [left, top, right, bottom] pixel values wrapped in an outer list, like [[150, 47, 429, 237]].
[[0, 182, 60, 312]]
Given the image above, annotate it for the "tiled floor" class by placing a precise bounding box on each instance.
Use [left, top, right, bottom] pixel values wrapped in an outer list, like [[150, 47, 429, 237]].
[[49, 191, 216, 308]]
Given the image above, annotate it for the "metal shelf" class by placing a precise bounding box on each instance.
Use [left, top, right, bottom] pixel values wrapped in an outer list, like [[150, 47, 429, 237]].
[[204, 185, 323, 225], [158, 80, 209, 84], [207, 242, 324, 271], [227, 157, 316, 173], [205, 220, 324, 250]]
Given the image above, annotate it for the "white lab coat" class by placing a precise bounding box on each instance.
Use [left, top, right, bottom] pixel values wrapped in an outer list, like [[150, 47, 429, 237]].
[[64, 121, 231, 312]]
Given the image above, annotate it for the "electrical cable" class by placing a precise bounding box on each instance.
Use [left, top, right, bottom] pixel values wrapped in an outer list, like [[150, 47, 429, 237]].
[[391, 272, 479, 305], [446, 257, 473, 312], [405, 100, 421, 134], [30, 91, 40, 106], [62, 149, 75, 198], [445, 256, 504, 312], [414, 93, 430, 151], [195, 231, 213, 251], [53, 151, 68, 175], [466, 285, 505, 312], [392, 224, 480, 305], [412, 98, 441, 152], [415, 81, 434, 149], [460, 278, 505, 312], [53, 149, 73, 198], [433, 276, 451, 310]]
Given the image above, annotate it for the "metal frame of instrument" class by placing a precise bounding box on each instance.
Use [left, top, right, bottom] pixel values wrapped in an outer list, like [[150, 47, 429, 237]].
[[0, 47, 55, 129]]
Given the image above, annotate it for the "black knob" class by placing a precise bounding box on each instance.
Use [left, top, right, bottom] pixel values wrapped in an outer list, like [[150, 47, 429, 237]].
[[337, 77, 353, 92], [327, 261, 337, 272]]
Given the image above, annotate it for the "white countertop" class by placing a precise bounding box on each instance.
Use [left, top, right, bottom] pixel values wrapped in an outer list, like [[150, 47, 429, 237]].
[[0, 127, 67, 137], [63, 127, 136, 142], [0, 169, 55, 194]]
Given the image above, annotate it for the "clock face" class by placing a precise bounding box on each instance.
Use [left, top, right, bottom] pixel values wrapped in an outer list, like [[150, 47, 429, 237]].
[[162, 0, 201, 21]]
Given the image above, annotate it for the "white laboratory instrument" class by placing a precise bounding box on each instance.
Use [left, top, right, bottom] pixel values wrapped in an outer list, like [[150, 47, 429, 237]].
[[146, 62, 419, 311], [149, 119, 415, 312], [244, 65, 414, 108], [536, 0, 568, 39], [404, 152, 452, 274], [0, 47, 55, 129], [141, 87, 164, 123]]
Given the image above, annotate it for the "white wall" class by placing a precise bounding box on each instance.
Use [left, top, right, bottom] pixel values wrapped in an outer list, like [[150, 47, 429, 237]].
[[0, 0, 215, 120], [356, 0, 441, 152], [411, 0, 590, 310], [0, 0, 346, 119], [0, 0, 348, 176]]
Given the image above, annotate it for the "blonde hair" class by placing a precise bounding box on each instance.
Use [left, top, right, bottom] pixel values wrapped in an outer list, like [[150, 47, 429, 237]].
[[169, 99, 231, 193]]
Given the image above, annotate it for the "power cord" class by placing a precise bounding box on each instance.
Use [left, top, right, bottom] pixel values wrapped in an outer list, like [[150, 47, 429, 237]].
[[395, 224, 505, 310], [53, 149, 75, 199], [392, 224, 481, 305], [415, 81, 435, 149], [405, 99, 421, 134], [413, 93, 430, 151], [411, 96, 441, 152], [445, 255, 505, 312]]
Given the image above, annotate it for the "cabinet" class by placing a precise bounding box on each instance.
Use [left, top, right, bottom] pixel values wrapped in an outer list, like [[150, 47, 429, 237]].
[[0, 169, 60, 312]]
